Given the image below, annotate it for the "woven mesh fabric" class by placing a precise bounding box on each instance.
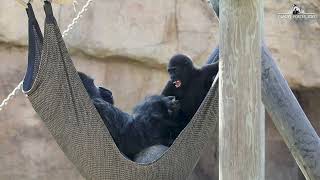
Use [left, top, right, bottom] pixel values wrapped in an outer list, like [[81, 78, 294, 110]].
[[24, 2, 219, 180], [23, 3, 43, 92]]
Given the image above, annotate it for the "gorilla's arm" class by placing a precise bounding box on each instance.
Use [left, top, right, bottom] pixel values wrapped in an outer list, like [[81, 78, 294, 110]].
[[201, 61, 219, 78], [161, 81, 176, 96], [201, 61, 219, 88], [92, 98, 132, 142], [93, 98, 141, 158]]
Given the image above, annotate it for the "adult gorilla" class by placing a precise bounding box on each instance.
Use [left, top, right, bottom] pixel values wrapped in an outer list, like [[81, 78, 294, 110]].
[[78, 72, 181, 159]]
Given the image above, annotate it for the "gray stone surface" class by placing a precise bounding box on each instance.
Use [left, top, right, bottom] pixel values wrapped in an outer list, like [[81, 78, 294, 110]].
[[1, 0, 320, 88], [0, 0, 218, 66]]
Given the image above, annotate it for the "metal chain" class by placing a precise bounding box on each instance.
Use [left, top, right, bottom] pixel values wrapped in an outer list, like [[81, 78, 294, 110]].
[[0, 0, 94, 112]]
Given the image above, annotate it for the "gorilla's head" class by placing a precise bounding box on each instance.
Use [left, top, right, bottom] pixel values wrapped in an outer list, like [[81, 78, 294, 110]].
[[132, 95, 180, 129], [132, 95, 180, 145], [167, 54, 194, 89]]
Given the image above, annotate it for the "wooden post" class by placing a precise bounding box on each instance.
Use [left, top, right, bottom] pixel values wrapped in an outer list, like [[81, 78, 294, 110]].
[[219, 0, 265, 180], [208, 2, 320, 178]]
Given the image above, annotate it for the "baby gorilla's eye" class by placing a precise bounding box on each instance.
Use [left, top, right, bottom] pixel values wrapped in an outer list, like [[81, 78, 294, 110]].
[[168, 67, 176, 73]]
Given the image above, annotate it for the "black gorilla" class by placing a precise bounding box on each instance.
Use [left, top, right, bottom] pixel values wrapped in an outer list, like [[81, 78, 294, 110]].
[[162, 54, 219, 127], [78, 72, 114, 105], [94, 96, 179, 159], [78, 72, 180, 159]]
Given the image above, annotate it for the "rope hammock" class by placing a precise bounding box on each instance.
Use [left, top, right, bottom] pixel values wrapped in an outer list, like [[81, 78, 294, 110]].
[[23, 2, 219, 179]]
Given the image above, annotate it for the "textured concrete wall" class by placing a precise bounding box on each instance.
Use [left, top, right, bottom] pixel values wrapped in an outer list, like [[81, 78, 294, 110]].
[[0, 0, 319, 179]]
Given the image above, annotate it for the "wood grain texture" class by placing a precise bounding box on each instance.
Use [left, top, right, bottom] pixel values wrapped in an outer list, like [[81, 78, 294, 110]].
[[209, 2, 320, 179], [219, 0, 265, 180]]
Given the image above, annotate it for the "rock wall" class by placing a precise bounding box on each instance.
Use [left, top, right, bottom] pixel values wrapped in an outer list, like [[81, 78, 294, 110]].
[[0, 0, 319, 179]]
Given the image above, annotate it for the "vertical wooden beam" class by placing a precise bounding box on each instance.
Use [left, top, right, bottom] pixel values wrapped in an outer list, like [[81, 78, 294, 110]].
[[219, 0, 265, 179], [209, 2, 320, 179]]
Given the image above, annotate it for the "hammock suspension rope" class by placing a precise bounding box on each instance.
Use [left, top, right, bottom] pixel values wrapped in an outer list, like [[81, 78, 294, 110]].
[[0, 0, 94, 112]]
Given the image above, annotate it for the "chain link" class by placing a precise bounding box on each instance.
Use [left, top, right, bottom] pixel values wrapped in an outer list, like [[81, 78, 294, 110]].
[[0, 0, 94, 112]]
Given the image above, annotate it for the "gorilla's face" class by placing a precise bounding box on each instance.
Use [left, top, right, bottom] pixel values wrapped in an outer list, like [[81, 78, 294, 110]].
[[167, 54, 194, 89]]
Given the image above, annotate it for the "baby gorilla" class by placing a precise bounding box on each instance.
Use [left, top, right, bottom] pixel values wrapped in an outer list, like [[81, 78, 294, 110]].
[[162, 54, 219, 132], [78, 72, 180, 159]]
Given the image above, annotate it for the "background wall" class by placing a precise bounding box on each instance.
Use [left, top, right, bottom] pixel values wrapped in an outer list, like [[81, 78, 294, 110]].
[[0, 0, 319, 179]]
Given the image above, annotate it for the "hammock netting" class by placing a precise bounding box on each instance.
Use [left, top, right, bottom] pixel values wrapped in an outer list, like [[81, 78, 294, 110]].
[[22, 2, 219, 180]]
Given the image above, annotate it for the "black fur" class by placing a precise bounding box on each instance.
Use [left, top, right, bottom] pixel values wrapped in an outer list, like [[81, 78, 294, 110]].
[[93, 95, 180, 159], [162, 54, 219, 128], [78, 72, 180, 159], [78, 72, 114, 105]]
